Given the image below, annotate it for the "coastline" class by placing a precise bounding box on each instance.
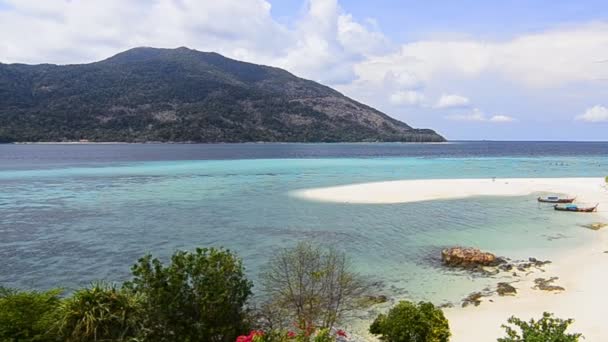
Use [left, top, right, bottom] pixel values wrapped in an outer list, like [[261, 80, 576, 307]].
[[7, 141, 453, 145], [294, 177, 608, 341]]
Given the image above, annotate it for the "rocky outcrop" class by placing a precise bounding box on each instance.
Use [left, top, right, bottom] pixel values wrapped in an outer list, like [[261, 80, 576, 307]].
[[441, 247, 501, 268]]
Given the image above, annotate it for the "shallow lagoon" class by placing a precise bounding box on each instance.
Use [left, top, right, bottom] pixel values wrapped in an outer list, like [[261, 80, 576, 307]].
[[1, 142, 606, 305]]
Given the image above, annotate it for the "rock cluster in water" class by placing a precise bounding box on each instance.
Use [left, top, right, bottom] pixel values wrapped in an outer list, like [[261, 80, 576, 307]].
[[441, 247, 551, 277], [441, 247, 557, 308]]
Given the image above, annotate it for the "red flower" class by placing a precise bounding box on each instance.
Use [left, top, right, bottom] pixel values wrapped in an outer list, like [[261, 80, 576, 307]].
[[287, 331, 297, 338], [236, 330, 264, 342], [236, 336, 251, 342], [336, 329, 347, 337]]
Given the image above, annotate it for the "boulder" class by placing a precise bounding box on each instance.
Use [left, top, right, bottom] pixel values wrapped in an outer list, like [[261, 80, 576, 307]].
[[497, 282, 517, 296], [442, 247, 499, 268]]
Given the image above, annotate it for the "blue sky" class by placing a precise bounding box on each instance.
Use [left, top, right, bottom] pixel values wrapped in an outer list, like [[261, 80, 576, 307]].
[[270, 0, 608, 39], [0, 0, 607, 140]]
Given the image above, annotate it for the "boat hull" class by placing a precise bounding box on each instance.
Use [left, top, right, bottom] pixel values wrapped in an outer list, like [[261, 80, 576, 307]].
[[553, 204, 598, 212], [537, 197, 575, 203]]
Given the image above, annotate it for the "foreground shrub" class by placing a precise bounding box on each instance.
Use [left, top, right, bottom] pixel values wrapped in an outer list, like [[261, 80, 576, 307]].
[[0, 287, 62, 341], [58, 283, 141, 341], [497, 312, 582, 342], [369, 301, 450, 342], [260, 242, 367, 330], [125, 247, 253, 342]]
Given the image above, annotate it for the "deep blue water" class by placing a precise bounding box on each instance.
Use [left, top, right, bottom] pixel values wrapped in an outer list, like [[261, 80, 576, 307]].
[[0, 141, 606, 307]]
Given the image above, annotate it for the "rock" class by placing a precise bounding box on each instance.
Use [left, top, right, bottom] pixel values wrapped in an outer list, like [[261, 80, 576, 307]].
[[438, 302, 454, 309], [499, 264, 514, 272], [529, 257, 538, 263], [533, 277, 565, 292], [497, 282, 517, 296], [358, 295, 389, 307], [533, 259, 552, 267], [481, 266, 500, 276], [462, 292, 484, 307], [442, 247, 500, 268], [581, 222, 608, 231]]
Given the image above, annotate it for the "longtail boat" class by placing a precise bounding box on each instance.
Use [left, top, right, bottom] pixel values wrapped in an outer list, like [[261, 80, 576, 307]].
[[537, 196, 576, 203], [553, 204, 598, 213]]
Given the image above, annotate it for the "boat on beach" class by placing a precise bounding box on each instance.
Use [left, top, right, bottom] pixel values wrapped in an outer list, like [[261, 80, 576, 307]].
[[537, 196, 576, 203], [553, 203, 598, 212]]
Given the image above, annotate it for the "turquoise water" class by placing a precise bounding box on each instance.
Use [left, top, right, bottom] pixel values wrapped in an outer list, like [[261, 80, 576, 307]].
[[1, 143, 606, 307]]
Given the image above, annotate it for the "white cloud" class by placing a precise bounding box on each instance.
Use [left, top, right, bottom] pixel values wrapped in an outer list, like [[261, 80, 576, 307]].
[[489, 115, 515, 123], [0, 0, 389, 86], [446, 109, 515, 123], [389, 90, 425, 106], [352, 22, 608, 89], [576, 105, 608, 122], [435, 94, 470, 109]]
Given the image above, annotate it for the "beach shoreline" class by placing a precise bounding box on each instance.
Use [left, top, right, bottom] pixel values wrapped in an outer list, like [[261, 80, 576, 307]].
[[294, 177, 608, 341]]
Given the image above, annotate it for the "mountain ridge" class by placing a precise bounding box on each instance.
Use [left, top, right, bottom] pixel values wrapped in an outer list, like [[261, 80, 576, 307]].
[[0, 47, 445, 143]]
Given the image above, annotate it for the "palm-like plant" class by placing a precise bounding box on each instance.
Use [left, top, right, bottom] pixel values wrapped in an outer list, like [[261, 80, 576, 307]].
[[58, 283, 142, 341]]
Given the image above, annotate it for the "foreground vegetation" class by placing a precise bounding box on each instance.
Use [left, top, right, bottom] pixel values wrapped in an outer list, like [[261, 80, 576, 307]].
[[0, 243, 583, 341]]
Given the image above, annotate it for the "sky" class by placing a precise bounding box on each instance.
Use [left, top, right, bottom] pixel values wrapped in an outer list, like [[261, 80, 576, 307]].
[[0, 0, 607, 141]]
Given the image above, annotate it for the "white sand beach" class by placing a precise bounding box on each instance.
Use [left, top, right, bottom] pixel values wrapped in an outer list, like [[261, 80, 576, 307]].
[[293, 178, 608, 341]]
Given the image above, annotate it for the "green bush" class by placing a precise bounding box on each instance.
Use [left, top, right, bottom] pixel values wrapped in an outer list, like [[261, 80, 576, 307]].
[[369, 301, 450, 342], [0, 287, 62, 341], [58, 283, 142, 341], [125, 247, 253, 342], [497, 312, 582, 342]]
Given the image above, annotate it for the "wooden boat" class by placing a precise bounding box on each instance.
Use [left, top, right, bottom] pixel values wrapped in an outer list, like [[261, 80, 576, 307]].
[[553, 204, 598, 212], [537, 196, 576, 203]]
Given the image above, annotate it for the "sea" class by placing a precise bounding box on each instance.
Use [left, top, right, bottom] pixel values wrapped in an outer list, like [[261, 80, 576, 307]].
[[1, 141, 607, 310]]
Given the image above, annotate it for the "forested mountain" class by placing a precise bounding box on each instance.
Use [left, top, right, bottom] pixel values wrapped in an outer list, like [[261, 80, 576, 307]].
[[0, 47, 445, 143]]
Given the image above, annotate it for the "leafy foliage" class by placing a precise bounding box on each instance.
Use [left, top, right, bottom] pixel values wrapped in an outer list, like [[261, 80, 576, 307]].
[[369, 301, 450, 342], [260, 242, 367, 330], [0, 287, 62, 342], [125, 247, 253, 342], [497, 312, 582, 342], [0, 47, 445, 143], [58, 283, 142, 341]]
